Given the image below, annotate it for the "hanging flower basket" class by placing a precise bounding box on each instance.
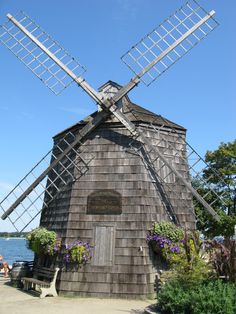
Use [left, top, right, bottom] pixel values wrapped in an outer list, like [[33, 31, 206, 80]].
[[150, 239, 162, 254], [26, 227, 61, 257], [147, 235, 169, 255], [64, 240, 92, 268], [147, 222, 184, 262]]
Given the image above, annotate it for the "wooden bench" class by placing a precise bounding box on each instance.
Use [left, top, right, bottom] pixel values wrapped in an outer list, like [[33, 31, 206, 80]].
[[21, 266, 59, 298]]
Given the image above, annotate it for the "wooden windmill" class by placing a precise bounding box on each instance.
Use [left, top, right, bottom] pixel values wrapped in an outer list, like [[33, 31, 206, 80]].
[[0, 0, 227, 297]]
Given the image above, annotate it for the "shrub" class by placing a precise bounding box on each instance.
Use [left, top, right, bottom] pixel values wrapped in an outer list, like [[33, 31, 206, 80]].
[[27, 227, 61, 256], [193, 280, 236, 314], [147, 224, 211, 283], [158, 279, 236, 314], [157, 279, 192, 313], [170, 231, 212, 285]]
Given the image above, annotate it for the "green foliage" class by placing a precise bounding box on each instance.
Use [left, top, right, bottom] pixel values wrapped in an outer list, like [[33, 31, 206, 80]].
[[158, 279, 236, 314], [147, 221, 184, 263], [70, 244, 86, 264], [194, 140, 236, 238], [196, 209, 236, 239], [193, 280, 236, 314], [151, 221, 184, 243], [26, 227, 61, 256], [64, 240, 92, 265], [169, 231, 211, 285], [158, 279, 192, 313], [204, 140, 236, 190], [149, 225, 212, 285], [0, 232, 28, 238]]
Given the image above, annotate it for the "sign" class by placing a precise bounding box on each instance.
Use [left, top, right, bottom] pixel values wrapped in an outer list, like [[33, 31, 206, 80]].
[[87, 190, 122, 215]]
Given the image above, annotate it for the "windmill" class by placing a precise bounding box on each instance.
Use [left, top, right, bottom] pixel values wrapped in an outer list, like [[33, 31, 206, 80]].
[[0, 0, 228, 297]]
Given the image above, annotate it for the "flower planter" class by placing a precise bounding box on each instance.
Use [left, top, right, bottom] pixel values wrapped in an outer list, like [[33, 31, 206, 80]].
[[150, 240, 162, 254]]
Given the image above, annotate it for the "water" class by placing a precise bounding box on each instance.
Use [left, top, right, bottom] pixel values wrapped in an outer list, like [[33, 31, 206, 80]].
[[0, 237, 34, 265]]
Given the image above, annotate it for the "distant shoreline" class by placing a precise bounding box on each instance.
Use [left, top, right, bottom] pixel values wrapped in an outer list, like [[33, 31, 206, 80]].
[[0, 237, 26, 239], [0, 232, 28, 238]]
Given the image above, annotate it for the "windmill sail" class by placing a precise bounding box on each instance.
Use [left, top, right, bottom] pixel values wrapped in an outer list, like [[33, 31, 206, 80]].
[[121, 0, 218, 86], [0, 11, 103, 104], [0, 111, 109, 231], [0, 11, 86, 95], [127, 113, 229, 222], [107, 107, 221, 221], [0, 131, 94, 232], [0, 0, 225, 232]]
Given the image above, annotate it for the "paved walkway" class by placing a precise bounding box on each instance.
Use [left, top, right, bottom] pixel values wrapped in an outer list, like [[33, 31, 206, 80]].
[[0, 278, 156, 314]]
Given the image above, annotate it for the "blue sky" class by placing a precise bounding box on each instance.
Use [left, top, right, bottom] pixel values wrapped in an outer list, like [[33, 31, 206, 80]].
[[0, 0, 235, 232]]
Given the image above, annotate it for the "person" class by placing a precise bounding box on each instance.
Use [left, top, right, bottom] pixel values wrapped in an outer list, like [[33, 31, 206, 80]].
[[0, 255, 11, 277]]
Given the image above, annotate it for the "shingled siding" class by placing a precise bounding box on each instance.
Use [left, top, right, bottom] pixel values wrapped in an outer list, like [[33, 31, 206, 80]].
[[40, 185, 71, 239], [38, 122, 195, 298]]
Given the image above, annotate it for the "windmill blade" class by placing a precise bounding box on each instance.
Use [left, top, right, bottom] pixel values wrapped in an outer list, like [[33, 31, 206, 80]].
[[127, 140, 195, 226], [0, 11, 87, 95], [0, 132, 94, 232], [0, 110, 109, 231], [121, 0, 218, 86], [0, 11, 108, 104], [140, 114, 229, 218]]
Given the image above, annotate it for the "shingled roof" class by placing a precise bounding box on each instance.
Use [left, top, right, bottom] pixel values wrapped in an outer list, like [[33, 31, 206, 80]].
[[54, 81, 185, 139]]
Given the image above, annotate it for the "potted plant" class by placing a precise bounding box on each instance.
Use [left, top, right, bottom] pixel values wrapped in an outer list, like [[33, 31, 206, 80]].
[[26, 227, 61, 257], [64, 240, 92, 267], [147, 221, 184, 260]]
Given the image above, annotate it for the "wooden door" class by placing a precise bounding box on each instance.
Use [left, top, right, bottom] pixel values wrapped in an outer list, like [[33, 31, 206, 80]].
[[93, 225, 115, 266]]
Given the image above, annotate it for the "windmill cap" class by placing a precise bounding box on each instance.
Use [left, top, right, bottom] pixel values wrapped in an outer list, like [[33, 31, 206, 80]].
[[53, 82, 186, 141]]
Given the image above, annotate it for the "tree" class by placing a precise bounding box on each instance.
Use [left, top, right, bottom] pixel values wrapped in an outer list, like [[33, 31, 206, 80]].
[[194, 140, 236, 238]]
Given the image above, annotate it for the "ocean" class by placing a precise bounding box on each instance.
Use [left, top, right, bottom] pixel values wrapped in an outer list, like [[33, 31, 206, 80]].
[[0, 237, 34, 266]]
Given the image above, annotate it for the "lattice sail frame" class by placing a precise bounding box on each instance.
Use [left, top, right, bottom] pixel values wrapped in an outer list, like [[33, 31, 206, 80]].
[[0, 11, 86, 95], [0, 132, 94, 231], [121, 0, 218, 85], [146, 117, 230, 211], [126, 112, 230, 226]]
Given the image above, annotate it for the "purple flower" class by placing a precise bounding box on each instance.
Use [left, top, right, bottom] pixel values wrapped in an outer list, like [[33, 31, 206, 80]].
[[64, 240, 92, 265], [147, 232, 182, 258]]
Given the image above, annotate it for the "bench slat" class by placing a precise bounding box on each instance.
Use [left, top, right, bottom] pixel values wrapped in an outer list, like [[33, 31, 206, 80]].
[[21, 277, 50, 286], [22, 266, 59, 298], [34, 267, 57, 279]]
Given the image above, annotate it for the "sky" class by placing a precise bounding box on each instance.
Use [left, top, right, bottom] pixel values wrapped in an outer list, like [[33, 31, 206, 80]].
[[0, 0, 235, 232]]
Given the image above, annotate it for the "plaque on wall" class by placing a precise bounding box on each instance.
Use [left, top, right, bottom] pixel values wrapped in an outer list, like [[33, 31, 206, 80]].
[[87, 190, 122, 215]]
